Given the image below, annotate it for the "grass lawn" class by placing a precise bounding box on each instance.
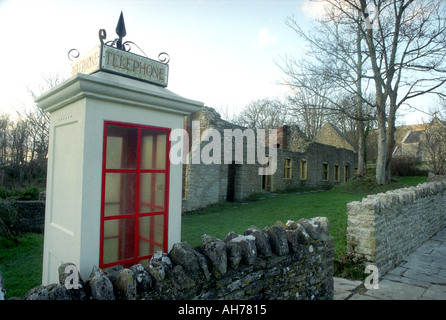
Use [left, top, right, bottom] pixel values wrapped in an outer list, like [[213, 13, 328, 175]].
[[182, 190, 362, 257], [181, 175, 428, 279], [0, 233, 43, 298], [0, 175, 428, 298], [181, 175, 427, 254]]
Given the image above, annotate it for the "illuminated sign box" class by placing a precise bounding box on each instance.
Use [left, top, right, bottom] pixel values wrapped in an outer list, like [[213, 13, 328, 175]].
[[71, 44, 169, 87]]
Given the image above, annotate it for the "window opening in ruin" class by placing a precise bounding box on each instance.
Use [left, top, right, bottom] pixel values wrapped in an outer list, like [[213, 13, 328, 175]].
[[100, 121, 170, 269], [227, 161, 237, 202], [344, 164, 350, 182], [300, 160, 307, 180], [322, 163, 329, 181], [284, 158, 292, 179], [334, 164, 340, 182], [262, 157, 273, 192]]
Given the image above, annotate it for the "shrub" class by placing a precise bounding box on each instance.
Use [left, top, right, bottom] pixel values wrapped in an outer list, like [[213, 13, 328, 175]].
[[17, 186, 40, 201], [0, 203, 22, 239], [334, 253, 367, 280], [0, 186, 43, 201], [390, 157, 427, 177]]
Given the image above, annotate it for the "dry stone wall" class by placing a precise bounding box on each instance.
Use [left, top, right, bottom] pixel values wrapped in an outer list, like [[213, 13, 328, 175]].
[[16, 218, 334, 301], [346, 180, 446, 276]]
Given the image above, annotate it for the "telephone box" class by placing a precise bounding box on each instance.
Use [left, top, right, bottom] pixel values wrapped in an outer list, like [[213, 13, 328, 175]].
[[36, 18, 202, 284]]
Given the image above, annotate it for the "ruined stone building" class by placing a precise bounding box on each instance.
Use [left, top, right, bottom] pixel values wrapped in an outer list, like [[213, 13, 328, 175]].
[[314, 122, 357, 152], [181, 107, 358, 212]]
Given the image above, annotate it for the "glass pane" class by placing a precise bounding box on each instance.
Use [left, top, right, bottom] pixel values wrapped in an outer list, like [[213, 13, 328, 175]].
[[138, 215, 164, 257], [140, 131, 167, 170], [103, 218, 135, 264], [106, 125, 138, 169], [139, 173, 165, 213], [104, 173, 136, 217]]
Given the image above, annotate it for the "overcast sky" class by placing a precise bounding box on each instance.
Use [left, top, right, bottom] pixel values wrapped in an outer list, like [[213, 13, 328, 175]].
[[0, 0, 431, 124]]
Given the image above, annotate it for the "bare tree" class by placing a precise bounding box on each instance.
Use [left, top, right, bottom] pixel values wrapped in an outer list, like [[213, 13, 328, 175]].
[[359, 0, 446, 183], [423, 116, 446, 175], [279, 4, 375, 177], [232, 98, 292, 130], [25, 73, 66, 139], [0, 72, 67, 186], [21, 72, 66, 160], [280, 0, 446, 184], [0, 114, 10, 168], [9, 119, 30, 168], [286, 73, 333, 139]]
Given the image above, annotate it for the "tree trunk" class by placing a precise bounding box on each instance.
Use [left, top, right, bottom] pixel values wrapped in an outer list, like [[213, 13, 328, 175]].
[[356, 27, 365, 177], [360, 0, 388, 184], [357, 119, 365, 176], [376, 110, 387, 185], [385, 102, 397, 182]]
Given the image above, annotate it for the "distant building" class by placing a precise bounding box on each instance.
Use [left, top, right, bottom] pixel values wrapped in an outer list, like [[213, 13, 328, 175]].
[[392, 123, 428, 161], [392, 118, 446, 163], [181, 107, 358, 212]]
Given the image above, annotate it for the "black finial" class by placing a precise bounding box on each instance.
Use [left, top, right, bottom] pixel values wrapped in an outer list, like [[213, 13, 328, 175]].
[[116, 11, 126, 50], [91, 11, 169, 64]]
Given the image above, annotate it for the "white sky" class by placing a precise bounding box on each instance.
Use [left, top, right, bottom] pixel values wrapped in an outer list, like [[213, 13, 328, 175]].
[[0, 0, 432, 124]]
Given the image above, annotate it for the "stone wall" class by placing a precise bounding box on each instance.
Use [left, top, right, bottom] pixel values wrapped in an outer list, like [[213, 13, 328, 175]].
[[17, 218, 334, 300], [346, 180, 446, 276], [182, 107, 358, 212], [314, 123, 357, 152], [182, 140, 358, 212], [428, 172, 446, 182], [277, 125, 309, 152], [182, 107, 249, 211], [271, 142, 357, 192]]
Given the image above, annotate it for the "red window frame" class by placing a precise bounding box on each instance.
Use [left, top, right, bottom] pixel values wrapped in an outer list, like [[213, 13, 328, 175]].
[[99, 121, 171, 269]]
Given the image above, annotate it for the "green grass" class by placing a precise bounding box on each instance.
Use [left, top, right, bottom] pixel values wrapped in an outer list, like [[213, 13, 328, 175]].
[[182, 176, 427, 247], [0, 175, 428, 297], [181, 174, 428, 280], [332, 175, 428, 195], [0, 233, 44, 298], [181, 190, 362, 258]]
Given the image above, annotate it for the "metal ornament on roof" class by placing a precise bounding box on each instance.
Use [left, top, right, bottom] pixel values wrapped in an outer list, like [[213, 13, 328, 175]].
[[69, 11, 169, 64], [68, 11, 170, 87], [97, 12, 170, 64], [115, 11, 127, 50]]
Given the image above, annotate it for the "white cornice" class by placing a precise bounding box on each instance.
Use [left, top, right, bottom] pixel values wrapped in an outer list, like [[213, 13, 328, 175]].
[[35, 71, 203, 115]]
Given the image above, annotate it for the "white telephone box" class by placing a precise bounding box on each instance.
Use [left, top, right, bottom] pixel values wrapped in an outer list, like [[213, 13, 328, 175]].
[[36, 45, 202, 284]]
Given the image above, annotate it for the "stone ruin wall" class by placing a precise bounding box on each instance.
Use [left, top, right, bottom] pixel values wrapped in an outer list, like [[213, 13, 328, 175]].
[[181, 107, 358, 213], [16, 218, 334, 301], [346, 180, 446, 276]]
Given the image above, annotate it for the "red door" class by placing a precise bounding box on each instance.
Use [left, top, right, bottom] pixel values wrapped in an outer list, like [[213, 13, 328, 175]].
[[100, 121, 170, 268]]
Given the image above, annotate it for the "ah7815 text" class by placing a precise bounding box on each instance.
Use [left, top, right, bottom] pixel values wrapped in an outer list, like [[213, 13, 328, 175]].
[[218, 304, 267, 315]]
